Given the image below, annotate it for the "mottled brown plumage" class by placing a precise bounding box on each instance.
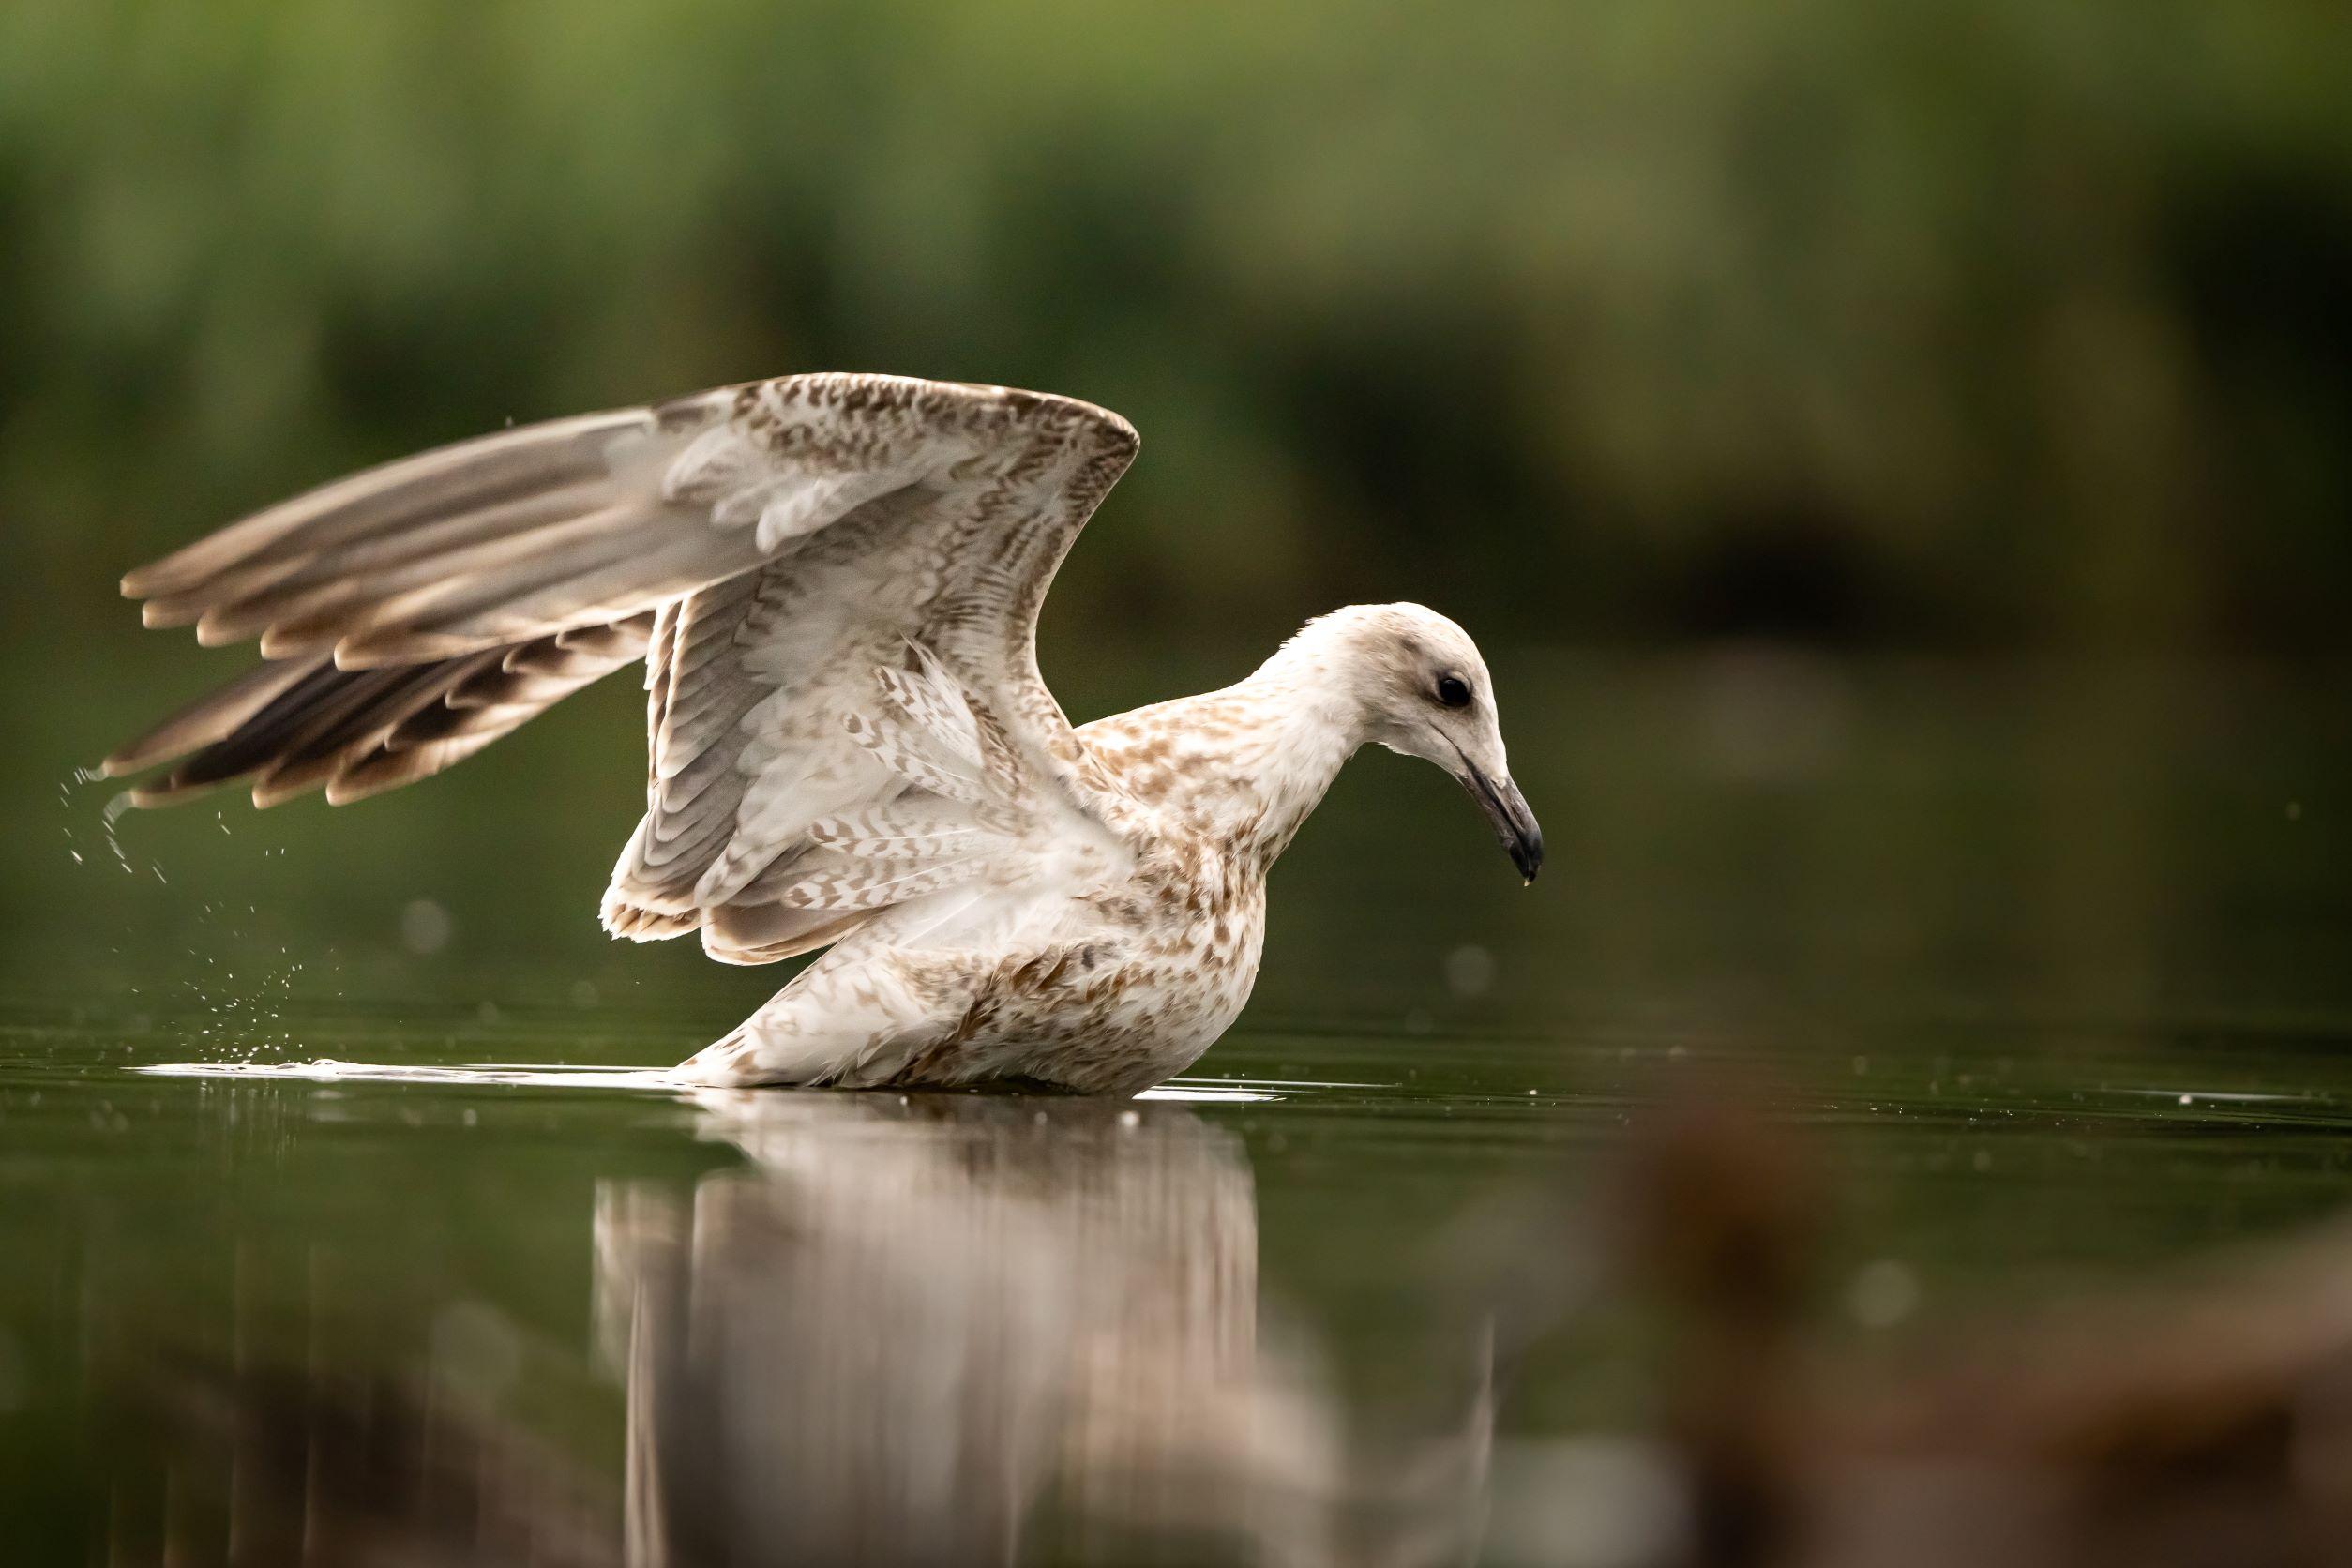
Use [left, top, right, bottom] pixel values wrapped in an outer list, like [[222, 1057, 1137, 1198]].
[[109, 373, 1541, 1093]]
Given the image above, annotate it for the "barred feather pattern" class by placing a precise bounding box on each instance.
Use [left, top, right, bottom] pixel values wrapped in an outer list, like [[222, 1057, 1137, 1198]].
[[108, 614, 655, 808], [592, 378, 1140, 958]]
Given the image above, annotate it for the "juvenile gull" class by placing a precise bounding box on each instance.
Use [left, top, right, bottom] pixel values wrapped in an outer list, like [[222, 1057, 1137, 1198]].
[[107, 374, 1542, 1093]]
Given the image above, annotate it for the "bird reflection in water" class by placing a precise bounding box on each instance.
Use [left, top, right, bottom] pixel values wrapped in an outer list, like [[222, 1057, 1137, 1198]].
[[95, 1092, 1487, 1568], [596, 1092, 1458, 1567]]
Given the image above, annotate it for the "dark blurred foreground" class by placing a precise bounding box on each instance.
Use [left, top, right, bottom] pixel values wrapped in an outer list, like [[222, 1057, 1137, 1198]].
[[69, 1088, 2352, 1568]]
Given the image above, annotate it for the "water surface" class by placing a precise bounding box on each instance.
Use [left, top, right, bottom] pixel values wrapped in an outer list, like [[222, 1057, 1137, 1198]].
[[5, 656, 2349, 1562]]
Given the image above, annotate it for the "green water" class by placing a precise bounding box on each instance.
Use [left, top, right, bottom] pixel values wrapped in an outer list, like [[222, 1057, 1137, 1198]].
[[4, 655, 2349, 1564]]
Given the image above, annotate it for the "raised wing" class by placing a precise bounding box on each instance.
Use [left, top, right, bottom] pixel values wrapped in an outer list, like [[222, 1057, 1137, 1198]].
[[110, 373, 1140, 961]]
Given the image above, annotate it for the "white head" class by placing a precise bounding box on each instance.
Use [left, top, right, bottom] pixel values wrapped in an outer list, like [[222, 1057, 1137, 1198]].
[[1271, 603, 1544, 882]]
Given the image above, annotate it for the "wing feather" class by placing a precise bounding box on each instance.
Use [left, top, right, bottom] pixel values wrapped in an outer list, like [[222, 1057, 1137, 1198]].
[[111, 373, 1140, 966], [111, 615, 655, 808]]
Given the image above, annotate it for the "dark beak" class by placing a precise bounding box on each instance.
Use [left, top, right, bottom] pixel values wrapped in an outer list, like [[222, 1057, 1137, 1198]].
[[1460, 762, 1544, 884]]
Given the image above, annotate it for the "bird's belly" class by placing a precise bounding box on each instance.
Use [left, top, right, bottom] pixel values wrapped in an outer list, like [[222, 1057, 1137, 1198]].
[[957, 957, 1257, 1094], [793, 866, 1267, 1093], [975, 898, 1266, 1093]]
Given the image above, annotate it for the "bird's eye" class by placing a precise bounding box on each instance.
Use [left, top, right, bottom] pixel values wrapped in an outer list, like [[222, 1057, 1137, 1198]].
[[1434, 675, 1471, 709]]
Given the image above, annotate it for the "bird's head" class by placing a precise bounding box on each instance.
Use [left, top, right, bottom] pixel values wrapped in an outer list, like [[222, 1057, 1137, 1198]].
[[1291, 603, 1544, 883]]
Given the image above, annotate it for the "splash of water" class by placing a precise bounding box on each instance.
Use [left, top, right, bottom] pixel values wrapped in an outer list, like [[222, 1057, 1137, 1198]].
[[128, 1058, 1289, 1102], [61, 767, 316, 1059], [58, 767, 148, 878]]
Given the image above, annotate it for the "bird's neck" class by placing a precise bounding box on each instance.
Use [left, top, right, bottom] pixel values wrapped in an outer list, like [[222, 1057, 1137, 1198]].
[[1092, 641, 1368, 868], [1228, 661, 1368, 863]]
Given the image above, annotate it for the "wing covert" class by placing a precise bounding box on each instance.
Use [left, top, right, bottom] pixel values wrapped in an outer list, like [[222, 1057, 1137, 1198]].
[[605, 379, 1139, 961]]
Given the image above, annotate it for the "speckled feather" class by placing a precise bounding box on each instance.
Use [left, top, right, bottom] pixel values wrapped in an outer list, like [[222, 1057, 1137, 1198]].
[[108, 373, 1532, 1093]]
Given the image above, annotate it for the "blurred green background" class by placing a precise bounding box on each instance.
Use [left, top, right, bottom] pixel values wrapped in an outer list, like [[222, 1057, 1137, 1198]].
[[9, 0, 2351, 649], [4, 15, 2352, 1558], [2, 0, 2347, 1051]]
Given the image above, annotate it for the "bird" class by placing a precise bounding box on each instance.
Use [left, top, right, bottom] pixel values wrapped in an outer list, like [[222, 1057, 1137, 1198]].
[[105, 372, 1542, 1093]]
